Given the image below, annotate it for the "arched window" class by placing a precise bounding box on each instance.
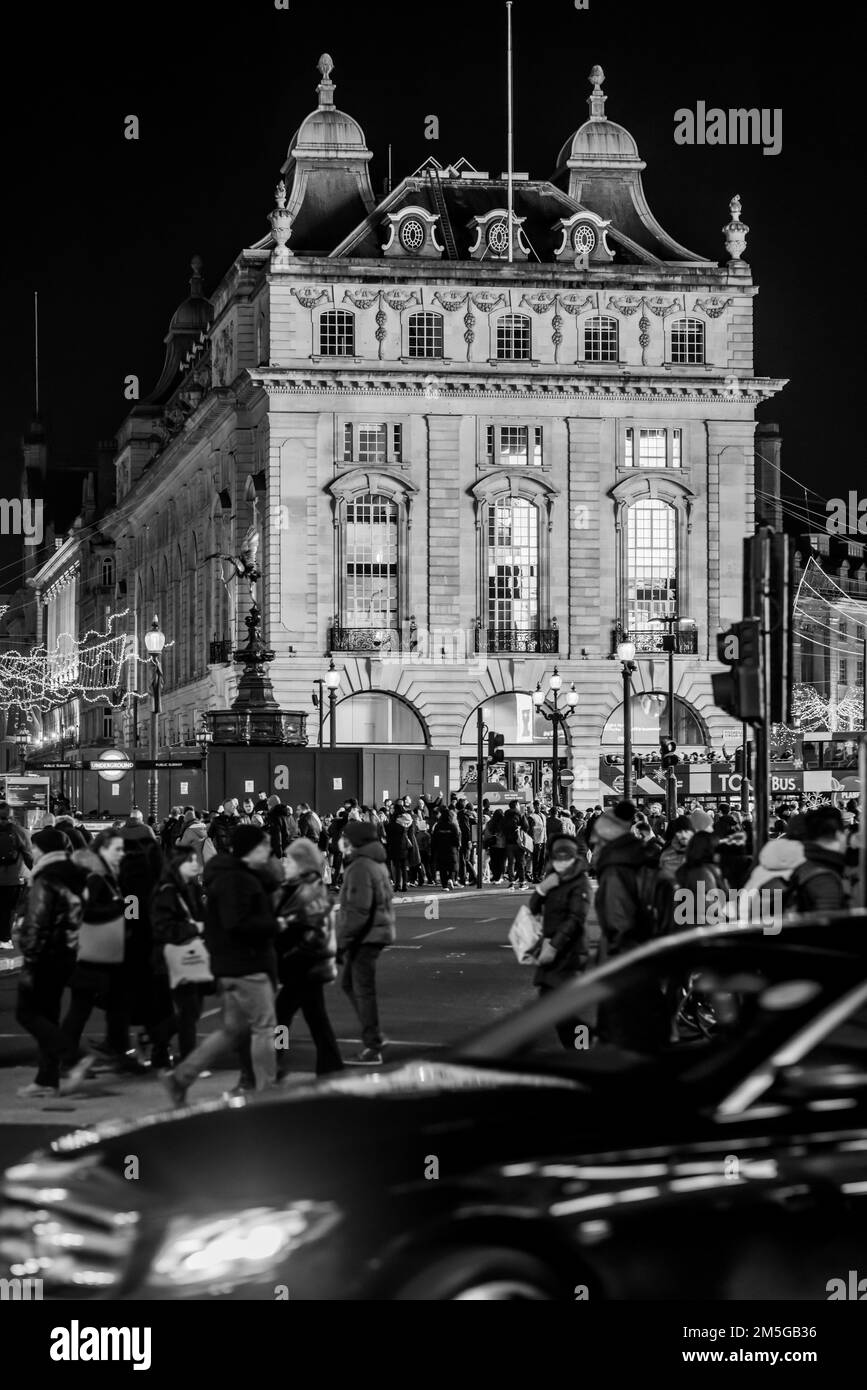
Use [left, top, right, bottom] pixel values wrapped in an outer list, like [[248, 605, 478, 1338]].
[[333, 692, 427, 745], [319, 310, 355, 357], [670, 318, 705, 365], [407, 312, 443, 358], [601, 693, 706, 748], [101, 556, 115, 586], [583, 315, 618, 363], [496, 314, 531, 361], [487, 497, 539, 636], [625, 499, 677, 637], [343, 492, 399, 631]]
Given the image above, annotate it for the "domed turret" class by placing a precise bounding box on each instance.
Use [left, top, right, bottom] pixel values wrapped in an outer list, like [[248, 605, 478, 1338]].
[[554, 67, 706, 264], [146, 257, 213, 404], [276, 55, 376, 255]]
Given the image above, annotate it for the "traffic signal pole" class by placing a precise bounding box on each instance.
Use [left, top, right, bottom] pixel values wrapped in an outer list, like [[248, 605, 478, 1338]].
[[476, 705, 485, 893]]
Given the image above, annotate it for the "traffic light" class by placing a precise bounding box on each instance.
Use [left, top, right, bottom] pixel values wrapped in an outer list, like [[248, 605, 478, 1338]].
[[712, 618, 762, 721], [660, 738, 679, 770], [743, 529, 792, 723], [488, 731, 505, 764], [633, 756, 644, 779], [734, 745, 746, 776]]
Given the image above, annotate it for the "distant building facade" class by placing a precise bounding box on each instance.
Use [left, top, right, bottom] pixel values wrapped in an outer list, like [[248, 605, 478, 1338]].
[[96, 56, 786, 807]]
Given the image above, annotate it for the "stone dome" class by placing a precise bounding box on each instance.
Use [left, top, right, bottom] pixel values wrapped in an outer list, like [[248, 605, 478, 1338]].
[[167, 257, 212, 336], [289, 106, 368, 154], [557, 118, 641, 170]]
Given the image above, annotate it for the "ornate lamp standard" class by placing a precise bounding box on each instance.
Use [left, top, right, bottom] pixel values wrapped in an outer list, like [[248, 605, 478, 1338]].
[[650, 613, 696, 818], [324, 659, 342, 750], [143, 616, 166, 820], [195, 714, 213, 815], [615, 634, 637, 801], [532, 667, 579, 808], [15, 718, 29, 775]]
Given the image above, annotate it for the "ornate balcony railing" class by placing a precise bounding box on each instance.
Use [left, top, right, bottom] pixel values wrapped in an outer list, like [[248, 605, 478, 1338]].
[[475, 627, 560, 654], [614, 627, 700, 655], [328, 626, 401, 654], [209, 637, 233, 664]]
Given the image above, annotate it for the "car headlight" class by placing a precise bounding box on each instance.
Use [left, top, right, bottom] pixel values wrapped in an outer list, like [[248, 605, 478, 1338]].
[[148, 1203, 340, 1289]]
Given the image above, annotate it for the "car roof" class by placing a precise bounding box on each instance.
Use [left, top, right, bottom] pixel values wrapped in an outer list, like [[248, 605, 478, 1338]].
[[454, 910, 867, 1062]]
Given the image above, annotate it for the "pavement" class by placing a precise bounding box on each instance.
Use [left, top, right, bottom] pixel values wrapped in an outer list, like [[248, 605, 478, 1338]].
[[0, 885, 548, 1166]]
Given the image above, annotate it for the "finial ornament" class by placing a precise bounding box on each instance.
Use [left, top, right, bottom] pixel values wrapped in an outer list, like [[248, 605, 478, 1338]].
[[722, 193, 749, 262], [587, 65, 607, 119], [318, 53, 333, 80], [190, 256, 203, 294], [275, 180, 287, 209]]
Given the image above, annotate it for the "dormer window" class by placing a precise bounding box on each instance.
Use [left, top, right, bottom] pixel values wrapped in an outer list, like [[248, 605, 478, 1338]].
[[487, 220, 509, 255], [382, 206, 444, 259], [399, 218, 425, 252], [573, 224, 597, 255]]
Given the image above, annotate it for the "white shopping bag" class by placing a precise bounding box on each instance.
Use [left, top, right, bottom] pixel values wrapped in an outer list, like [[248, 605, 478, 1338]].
[[508, 904, 544, 965]]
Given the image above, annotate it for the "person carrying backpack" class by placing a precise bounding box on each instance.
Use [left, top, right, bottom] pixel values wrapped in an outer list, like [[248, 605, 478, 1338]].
[[0, 800, 33, 948], [272, 838, 343, 1076], [785, 805, 849, 914], [738, 836, 805, 926]]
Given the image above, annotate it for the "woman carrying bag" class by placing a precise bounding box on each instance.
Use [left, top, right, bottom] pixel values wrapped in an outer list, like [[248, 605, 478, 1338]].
[[272, 838, 343, 1077], [150, 847, 211, 1062], [60, 830, 134, 1085], [528, 836, 592, 1049]]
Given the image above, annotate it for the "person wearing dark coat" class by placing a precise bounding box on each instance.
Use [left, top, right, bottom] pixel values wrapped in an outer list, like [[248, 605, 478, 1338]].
[[337, 821, 395, 1064], [786, 806, 849, 913], [589, 802, 667, 1052], [385, 811, 414, 891], [265, 796, 297, 859], [60, 831, 140, 1081], [207, 800, 241, 855], [164, 826, 280, 1104], [528, 836, 592, 1048], [431, 807, 461, 890], [53, 815, 88, 851], [502, 800, 532, 886], [483, 808, 507, 884], [456, 801, 477, 885], [272, 838, 343, 1076], [14, 829, 89, 1096], [150, 848, 208, 1060]]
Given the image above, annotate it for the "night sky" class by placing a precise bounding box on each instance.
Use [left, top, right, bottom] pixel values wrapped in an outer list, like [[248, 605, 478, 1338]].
[[0, 0, 849, 588]]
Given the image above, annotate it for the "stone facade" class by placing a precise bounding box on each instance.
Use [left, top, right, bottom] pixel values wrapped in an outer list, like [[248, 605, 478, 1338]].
[[98, 60, 786, 806]]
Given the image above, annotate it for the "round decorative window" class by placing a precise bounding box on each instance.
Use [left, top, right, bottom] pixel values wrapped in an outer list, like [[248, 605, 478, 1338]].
[[488, 220, 510, 254], [400, 218, 425, 252], [572, 224, 597, 255]]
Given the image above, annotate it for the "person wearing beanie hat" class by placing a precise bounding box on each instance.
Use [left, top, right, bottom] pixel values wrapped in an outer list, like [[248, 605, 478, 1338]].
[[528, 835, 592, 1045], [14, 825, 89, 1097], [785, 805, 849, 915], [738, 836, 806, 924], [688, 808, 714, 834], [163, 822, 280, 1106], [271, 838, 343, 1076], [336, 811, 396, 1064], [589, 800, 661, 962]]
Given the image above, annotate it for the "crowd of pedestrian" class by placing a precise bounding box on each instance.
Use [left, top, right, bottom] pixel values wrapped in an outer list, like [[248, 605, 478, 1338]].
[[1, 783, 860, 1102]]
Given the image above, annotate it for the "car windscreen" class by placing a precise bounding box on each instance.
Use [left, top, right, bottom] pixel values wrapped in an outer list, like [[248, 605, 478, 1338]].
[[449, 934, 864, 1105]]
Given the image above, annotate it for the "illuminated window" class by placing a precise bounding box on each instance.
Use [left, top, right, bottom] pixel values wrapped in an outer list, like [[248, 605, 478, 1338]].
[[626, 499, 677, 633], [487, 498, 539, 631]]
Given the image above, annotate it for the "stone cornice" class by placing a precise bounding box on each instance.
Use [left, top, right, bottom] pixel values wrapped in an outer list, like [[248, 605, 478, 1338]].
[[250, 370, 785, 403]]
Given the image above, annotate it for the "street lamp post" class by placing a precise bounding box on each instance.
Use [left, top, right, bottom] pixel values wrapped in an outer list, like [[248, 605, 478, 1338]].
[[652, 614, 695, 819], [15, 718, 29, 775], [143, 615, 166, 821], [324, 659, 342, 751], [533, 667, 578, 809], [312, 679, 325, 748], [616, 635, 637, 801], [195, 715, 213, 816]]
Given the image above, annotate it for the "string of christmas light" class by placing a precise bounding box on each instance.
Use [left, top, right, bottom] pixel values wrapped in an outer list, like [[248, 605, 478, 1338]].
[[791, 683, 864, 733], [0, 610, 136, 714]]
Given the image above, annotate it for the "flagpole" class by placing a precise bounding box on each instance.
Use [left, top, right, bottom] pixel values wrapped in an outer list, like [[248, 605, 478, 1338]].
[[506, 1, 513, 264], [34, 291, 39, 416]]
